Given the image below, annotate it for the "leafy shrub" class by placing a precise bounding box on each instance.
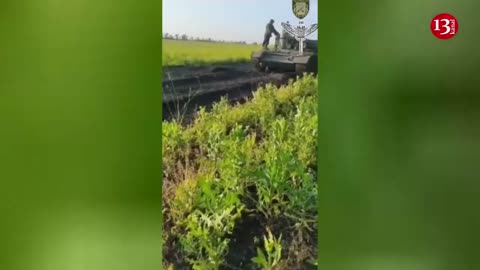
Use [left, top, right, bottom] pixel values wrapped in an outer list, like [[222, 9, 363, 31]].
[[163, 74, 318, 269], [252, 228, 283, 270]]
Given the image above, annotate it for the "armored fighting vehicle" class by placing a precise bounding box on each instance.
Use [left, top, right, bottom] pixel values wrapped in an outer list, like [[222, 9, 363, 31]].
[[251, 32, 317, 74]]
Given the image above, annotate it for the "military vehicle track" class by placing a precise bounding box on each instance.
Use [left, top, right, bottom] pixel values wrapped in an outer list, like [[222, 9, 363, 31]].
[[162, 63, 299, 122]]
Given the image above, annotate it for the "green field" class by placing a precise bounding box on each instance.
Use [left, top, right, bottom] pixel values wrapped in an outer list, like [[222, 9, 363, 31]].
[[162, 39, 261, 66], [163, 75, 318, 269]]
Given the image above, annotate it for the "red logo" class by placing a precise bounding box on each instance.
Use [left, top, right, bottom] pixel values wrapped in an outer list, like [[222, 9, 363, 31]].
[[430, 13, 458, 40]]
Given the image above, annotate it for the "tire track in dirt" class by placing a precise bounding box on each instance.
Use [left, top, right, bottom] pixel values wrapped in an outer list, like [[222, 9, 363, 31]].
[[162, 63, 299, 122]]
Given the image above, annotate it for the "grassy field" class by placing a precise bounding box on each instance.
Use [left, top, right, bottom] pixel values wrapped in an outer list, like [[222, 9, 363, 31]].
[[162, 39, 261, 66], [162, 74, 318, 270]]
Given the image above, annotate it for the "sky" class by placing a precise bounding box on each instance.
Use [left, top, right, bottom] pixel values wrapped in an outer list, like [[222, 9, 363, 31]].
[[163, 0, 318, 44]]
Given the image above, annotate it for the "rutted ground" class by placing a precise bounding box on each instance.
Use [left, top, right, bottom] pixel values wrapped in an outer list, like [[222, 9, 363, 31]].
[[162, 63, 299, 122]]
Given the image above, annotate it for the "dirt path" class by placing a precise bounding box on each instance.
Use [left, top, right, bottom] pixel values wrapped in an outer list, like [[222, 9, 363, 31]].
[[162, 63, 298, 122]]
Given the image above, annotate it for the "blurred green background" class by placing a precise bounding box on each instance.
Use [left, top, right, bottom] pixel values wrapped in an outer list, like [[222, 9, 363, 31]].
[[0, 1, 162, 269], [318, 1, 479, 269], [1, 0, 479, 270]]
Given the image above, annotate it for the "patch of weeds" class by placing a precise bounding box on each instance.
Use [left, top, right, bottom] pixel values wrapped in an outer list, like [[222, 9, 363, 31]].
[[251, 228, 283, 270], [163, 74, 318, 269]]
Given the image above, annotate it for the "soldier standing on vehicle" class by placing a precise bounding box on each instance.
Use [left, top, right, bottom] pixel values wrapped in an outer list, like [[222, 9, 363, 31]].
[[262, 19, 280, 49]]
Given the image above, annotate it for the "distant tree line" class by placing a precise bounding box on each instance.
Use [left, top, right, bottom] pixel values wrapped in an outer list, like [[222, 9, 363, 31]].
[[163, 33, 256, 45]]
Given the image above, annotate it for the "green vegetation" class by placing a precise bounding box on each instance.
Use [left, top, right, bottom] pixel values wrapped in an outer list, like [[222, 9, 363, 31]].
[[163, 74, 318, 270], [163, 39, 261, 66], [251, 228, 283, 270]]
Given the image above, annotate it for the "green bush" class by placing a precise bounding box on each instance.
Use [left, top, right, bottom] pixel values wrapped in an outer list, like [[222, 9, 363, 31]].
[[163, 74, 318, 269]]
